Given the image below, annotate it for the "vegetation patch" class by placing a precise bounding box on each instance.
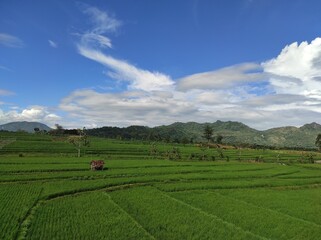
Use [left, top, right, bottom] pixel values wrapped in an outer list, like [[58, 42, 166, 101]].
[[2, 133, 321, 239]]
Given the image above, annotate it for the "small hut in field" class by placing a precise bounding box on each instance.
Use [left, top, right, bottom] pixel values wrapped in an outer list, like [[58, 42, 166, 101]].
[[90, 160, 105, 170]]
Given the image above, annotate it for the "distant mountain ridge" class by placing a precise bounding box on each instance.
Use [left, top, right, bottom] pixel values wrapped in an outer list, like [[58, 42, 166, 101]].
[[87, 120, 321, 149], [0, 121, 51, 133], [1, 120, 321, 149]]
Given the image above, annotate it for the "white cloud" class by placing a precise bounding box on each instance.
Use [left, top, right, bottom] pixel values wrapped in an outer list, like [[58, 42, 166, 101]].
[[60, 89, 196, 127], [263, 38, 321, 99], [59, 87, 321, 130], [62, 6, 321, 130], [48, 40, 58, 48], [78, 46, 174, 91], [20, 107, 48, 119], [76, 5, 174, 92], [78, 5, 121, 49], [0, 33, 24, 48], [81, 33, 112, 49], [0, 106, 61, 126], [83, 6, 121, 34], [177, 63, 265, 91]]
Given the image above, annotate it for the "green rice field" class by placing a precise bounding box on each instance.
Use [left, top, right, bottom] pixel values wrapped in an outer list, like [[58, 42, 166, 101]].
[[1, 132, 321, 239]]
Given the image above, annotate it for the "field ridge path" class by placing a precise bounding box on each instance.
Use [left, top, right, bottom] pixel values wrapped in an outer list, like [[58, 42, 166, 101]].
[[45, 182, 150, 201], [159, 190, 269, 240], [214, 190, 321, 228], [103, 192, 157, 240], [14, 187, 44, 240]]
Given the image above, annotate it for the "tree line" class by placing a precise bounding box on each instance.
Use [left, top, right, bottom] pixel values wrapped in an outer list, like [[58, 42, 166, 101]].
[[42, 123, 321, 152]]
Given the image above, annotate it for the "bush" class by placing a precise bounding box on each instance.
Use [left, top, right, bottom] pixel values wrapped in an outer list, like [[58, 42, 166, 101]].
[[164, 147, 181, 161], [199, 153, 207, 161], [217, 149, 224, 159], [189, 153, 196, 160]]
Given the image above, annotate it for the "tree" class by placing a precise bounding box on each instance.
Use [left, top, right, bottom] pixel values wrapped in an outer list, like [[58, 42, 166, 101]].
[[203, 125, 213, 143], [216, 135, 223, 144], [50, 124, 64, 135], [316, 134, 321, 151], [181, 137, 189, 145], [68, 128, 89, 157], [164, 135, 171, 143]]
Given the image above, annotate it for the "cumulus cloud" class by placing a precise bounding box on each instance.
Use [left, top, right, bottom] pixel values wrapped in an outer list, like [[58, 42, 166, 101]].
[[59, 87, 321, 130], [0, 33, 24, 48], [60, 89, 196, 127], [0, 106, 61, 126], [263, 38, 321, 99]]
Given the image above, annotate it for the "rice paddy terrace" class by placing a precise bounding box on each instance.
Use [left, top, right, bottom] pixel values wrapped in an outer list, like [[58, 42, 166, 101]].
[[2, 132, 321, 239]]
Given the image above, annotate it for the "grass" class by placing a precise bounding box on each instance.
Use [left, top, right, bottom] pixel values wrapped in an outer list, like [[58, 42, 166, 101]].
[[217, 188, 321, 225], [109, 186, 262, 240], [2, 132, 321, 239], [0, 184, 42, 240], [25, 192, 153, 240], [170, 190, 321, 240]]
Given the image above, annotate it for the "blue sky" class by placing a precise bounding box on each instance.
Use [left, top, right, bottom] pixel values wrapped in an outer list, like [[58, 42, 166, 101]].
[[1, 0, 321, 129]]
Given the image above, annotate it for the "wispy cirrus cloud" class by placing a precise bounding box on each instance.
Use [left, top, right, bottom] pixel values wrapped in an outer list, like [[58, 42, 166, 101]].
[[0, 33, 24, 48], [0, 65, 12, 72], [83, 5, 121, 34], [80, 33, 112, 49], [48, 40, 58, 48], [76, 5, 174, 92], [79, 5, 121, 49], [78, 46, 174, 91], [0, 89, 14, 96]]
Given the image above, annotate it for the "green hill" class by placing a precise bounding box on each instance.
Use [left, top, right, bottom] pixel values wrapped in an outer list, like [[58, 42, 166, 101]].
[[1, 120, 320, 149], [87, 121, 321, 149]]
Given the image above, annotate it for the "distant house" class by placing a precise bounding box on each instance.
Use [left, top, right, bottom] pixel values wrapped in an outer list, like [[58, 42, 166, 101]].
[[90, 160, 105, 170]]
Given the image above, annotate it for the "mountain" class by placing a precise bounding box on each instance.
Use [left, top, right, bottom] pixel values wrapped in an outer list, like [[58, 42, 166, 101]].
[[87, 121, 321, 149], [299, 122, 321, 131], [0, 121, 51, 133], [2, 120, 320, 149]]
